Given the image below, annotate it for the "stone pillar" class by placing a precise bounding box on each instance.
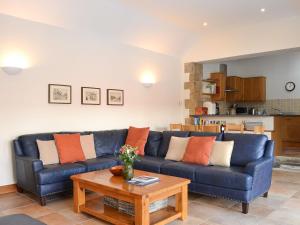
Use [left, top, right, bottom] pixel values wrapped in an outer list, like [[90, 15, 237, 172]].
[[184, 63, 207, 124]]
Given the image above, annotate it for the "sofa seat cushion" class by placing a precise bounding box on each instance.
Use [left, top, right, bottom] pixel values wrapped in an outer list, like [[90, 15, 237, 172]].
[[223, 133, 268, 166], [133, 156, 173, 173], [77, 157, 119, 172], [37, 163, 86, 185], [160, 162, 199, 181], [194, 166, 253, 191]]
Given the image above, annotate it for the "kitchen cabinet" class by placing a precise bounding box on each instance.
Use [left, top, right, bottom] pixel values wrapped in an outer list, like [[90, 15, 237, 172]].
[[210, 73, 226, 101], [272, 116, 300, 157], [225, 76, 244, 102], [243, 77, 266, 102]]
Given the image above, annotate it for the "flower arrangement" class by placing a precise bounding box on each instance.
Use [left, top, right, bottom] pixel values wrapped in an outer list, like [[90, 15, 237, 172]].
[[119, 144, 139, 180]]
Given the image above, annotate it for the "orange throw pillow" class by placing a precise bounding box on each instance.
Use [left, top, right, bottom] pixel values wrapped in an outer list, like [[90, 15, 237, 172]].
[[182, 136, 216, 166], [54, 133, 86, 164], [125, 126, 150, 155]]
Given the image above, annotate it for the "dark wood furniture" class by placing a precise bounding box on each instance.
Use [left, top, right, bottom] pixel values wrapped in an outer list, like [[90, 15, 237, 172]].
[[272, 116, 300, 157]]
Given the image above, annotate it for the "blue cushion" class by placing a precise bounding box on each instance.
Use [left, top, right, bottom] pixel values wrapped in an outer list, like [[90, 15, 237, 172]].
[[160, 162, 199, 181], [37, 163, 86, 185], [190, 131, 223, 141], [157, 131, 190, 157], [144, 131, 162, 156], [133, 156, 173, 173], [224, 133, 268, 166], [194, 166, 253, 191], [93, 129, 127, 156], [77, 157, 118, 172]]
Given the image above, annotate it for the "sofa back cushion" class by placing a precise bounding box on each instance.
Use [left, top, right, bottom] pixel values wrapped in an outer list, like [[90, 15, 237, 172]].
[[144, 131, 162, 157], [80, 134, 97, 159], [223, 133, 268, 166], [17, 132, 90, 158], [125, 126, 150, 155], [36, 140, 59, 165], [93, 129, 127, 156], [182, 136, 216, 165], [18, 133, 55, 158], [190, 131, 223, 141], [157, 131, 190, 157]]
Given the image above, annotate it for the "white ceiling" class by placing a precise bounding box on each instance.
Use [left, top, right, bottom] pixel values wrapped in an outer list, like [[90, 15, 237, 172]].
[[121, 0, 300, 31], [1, 0, 300, 57]]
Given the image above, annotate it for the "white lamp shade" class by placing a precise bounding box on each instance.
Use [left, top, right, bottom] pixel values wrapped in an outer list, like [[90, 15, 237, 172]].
[[1, 66, 23, 75]]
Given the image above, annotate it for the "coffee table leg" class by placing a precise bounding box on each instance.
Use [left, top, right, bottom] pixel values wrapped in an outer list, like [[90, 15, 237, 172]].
[[135, 196, 149, 225], [73, 180, 85, 213], [176, 185, 188, 220]]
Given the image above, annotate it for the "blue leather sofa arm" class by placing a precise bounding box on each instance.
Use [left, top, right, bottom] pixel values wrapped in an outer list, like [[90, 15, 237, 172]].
[[244, 157, 273, 200], [15, 155, 44, 194]]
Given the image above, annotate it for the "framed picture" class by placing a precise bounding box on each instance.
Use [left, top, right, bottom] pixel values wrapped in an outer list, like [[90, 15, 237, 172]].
[[48, 84, 72, 104], [81, 87, 101, 105], [107, 89, 124, 105]]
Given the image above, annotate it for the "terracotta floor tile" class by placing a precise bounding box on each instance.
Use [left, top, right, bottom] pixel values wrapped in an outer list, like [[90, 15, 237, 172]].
[[292, 191, 300, 199], [281, 198, 300, 210], [0, 169, 299, 225], [2, 203, 53, 218], [230, 202, 274, 218], [37, 212, 78, 225], [193, 195, 238, 209], [58, 207, 92, 223], [264, 208, 300, 225], [46, 197, 73, 210], [79, 219, 110, 225], [0, 195, 33, 211], [168, 215, 206, 225]]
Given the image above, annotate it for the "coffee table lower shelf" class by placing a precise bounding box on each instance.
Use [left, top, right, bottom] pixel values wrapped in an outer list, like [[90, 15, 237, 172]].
[[80, 197, 181, 225]]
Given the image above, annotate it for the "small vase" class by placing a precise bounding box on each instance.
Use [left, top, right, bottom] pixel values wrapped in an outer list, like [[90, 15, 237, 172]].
[[123, 164, 134, 180]]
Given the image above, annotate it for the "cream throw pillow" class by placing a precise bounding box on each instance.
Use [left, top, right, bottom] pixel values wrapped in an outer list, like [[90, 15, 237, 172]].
[[80, 134, 96, 159], [36, 140, 59, 165], [165, 136, 190, 161], [210, 141, 234, 167]]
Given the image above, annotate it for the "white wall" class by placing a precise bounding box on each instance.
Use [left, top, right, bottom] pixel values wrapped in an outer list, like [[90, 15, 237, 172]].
[[0, 14, 182, 185], [203, 50, 300, 99]]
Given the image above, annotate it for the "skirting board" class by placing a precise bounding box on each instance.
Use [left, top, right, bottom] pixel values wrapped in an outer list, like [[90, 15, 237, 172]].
[[0, 184, 17, 194]]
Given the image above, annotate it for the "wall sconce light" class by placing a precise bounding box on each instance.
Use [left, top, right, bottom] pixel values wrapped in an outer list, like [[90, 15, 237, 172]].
[[1, 66, 23, 75], [140, 70, 156, 88], [1, 52, 28, 75]]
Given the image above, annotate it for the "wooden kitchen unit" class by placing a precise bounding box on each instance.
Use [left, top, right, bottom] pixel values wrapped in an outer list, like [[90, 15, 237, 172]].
[[272, 116, 300, 157]]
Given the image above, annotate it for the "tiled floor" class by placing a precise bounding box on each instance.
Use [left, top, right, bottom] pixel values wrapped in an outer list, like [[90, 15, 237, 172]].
[[0, 169, 299, 225]]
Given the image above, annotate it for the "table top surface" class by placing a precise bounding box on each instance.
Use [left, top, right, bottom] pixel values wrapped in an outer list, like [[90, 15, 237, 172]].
[[71, 169, 190, 197]]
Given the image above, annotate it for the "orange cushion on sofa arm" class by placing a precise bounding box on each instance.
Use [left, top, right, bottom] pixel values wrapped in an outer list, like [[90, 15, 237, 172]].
[[182, 136, 216, 166], [54, 133, 86, 164], [125, 126, 150, 155]]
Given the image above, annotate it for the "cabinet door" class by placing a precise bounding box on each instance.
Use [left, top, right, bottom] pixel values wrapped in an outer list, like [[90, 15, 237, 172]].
[[243, 77, 266, 102], [226, 76, 244, 102], [211, 73, 226, 101]]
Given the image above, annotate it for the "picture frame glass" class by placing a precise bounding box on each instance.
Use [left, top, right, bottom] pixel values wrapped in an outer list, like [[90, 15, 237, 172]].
[[107, 89, 124, 105], [82, 87, 101, 105], [49, 84, 71, 104]]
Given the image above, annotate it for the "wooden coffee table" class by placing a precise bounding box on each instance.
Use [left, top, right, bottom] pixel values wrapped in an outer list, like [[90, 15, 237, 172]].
[[71, 169, 190, 225]]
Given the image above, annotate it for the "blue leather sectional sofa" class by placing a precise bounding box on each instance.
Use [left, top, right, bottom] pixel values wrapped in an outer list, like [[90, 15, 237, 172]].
[[13, 129, 274, 214]]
